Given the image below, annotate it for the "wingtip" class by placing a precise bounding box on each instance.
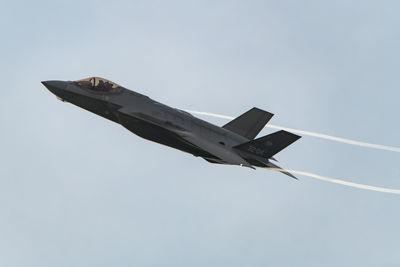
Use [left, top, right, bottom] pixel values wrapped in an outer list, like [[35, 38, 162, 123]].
[[264, 162, 299, 180], [283, 171, 299, 180], [270, 156, 279, 162]]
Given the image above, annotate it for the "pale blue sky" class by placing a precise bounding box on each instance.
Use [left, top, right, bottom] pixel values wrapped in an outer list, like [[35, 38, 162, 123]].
[[1, 1, 399, 266]]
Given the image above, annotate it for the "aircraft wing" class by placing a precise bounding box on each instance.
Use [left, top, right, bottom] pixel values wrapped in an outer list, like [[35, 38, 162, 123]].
[[118, 107, 254, 169], [180, 133, 255, 169]]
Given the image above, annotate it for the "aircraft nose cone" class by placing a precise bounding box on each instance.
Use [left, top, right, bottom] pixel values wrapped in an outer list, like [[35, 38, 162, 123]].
[[42, 80, 68, 98]]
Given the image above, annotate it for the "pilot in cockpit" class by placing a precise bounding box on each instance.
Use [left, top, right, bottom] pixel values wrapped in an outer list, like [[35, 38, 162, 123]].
[[75, 77, 123, 93]]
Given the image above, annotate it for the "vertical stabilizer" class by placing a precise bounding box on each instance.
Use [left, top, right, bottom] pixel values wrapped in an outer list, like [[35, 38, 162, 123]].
[[223, 107, 273, 139]]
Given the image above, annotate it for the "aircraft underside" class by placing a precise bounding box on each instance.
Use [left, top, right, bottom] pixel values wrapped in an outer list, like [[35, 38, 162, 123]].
[[117, 113, 219, 160]]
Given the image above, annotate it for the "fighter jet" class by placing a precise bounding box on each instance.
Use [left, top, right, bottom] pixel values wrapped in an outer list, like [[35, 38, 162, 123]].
[[42, 77, 301, 178]]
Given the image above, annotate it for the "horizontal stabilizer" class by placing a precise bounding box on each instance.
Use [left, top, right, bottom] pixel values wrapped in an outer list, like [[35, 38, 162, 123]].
[[263, 161, 298, 180], [234, 130, 301, 158], [223, 107, 273, 140]]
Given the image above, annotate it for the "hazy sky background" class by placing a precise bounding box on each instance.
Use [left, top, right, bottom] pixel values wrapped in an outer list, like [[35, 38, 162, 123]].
[[1, 0, 399, 266]]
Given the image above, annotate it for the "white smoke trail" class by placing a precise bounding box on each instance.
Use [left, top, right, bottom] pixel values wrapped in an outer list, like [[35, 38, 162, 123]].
[[267, 168, 400, 194], [183, 110, 400, 193], [184, 110, 400, 153]]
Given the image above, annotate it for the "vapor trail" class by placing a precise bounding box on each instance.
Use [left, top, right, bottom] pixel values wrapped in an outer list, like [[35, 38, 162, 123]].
[[184, 110, 400, 153], [183, 110, 400, 193], [267, 168, 400, 194]]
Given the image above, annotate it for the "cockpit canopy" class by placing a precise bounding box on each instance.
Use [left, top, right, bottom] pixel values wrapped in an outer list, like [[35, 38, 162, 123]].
[[75, 77, 124, 93]]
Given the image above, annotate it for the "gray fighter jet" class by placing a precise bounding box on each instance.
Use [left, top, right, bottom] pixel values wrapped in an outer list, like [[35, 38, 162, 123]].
[[42, 77, 301, 178]]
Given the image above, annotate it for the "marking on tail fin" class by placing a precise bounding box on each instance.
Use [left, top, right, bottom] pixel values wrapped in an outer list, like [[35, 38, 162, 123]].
[[234, 130, 301, 158]]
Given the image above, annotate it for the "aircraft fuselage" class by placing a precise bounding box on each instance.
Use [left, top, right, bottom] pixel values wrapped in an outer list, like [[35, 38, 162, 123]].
[[42, 77, 300, 177]]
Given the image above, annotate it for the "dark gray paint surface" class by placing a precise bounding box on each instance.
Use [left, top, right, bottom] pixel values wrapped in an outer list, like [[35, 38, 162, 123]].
[[42, 77, 300, 178]]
